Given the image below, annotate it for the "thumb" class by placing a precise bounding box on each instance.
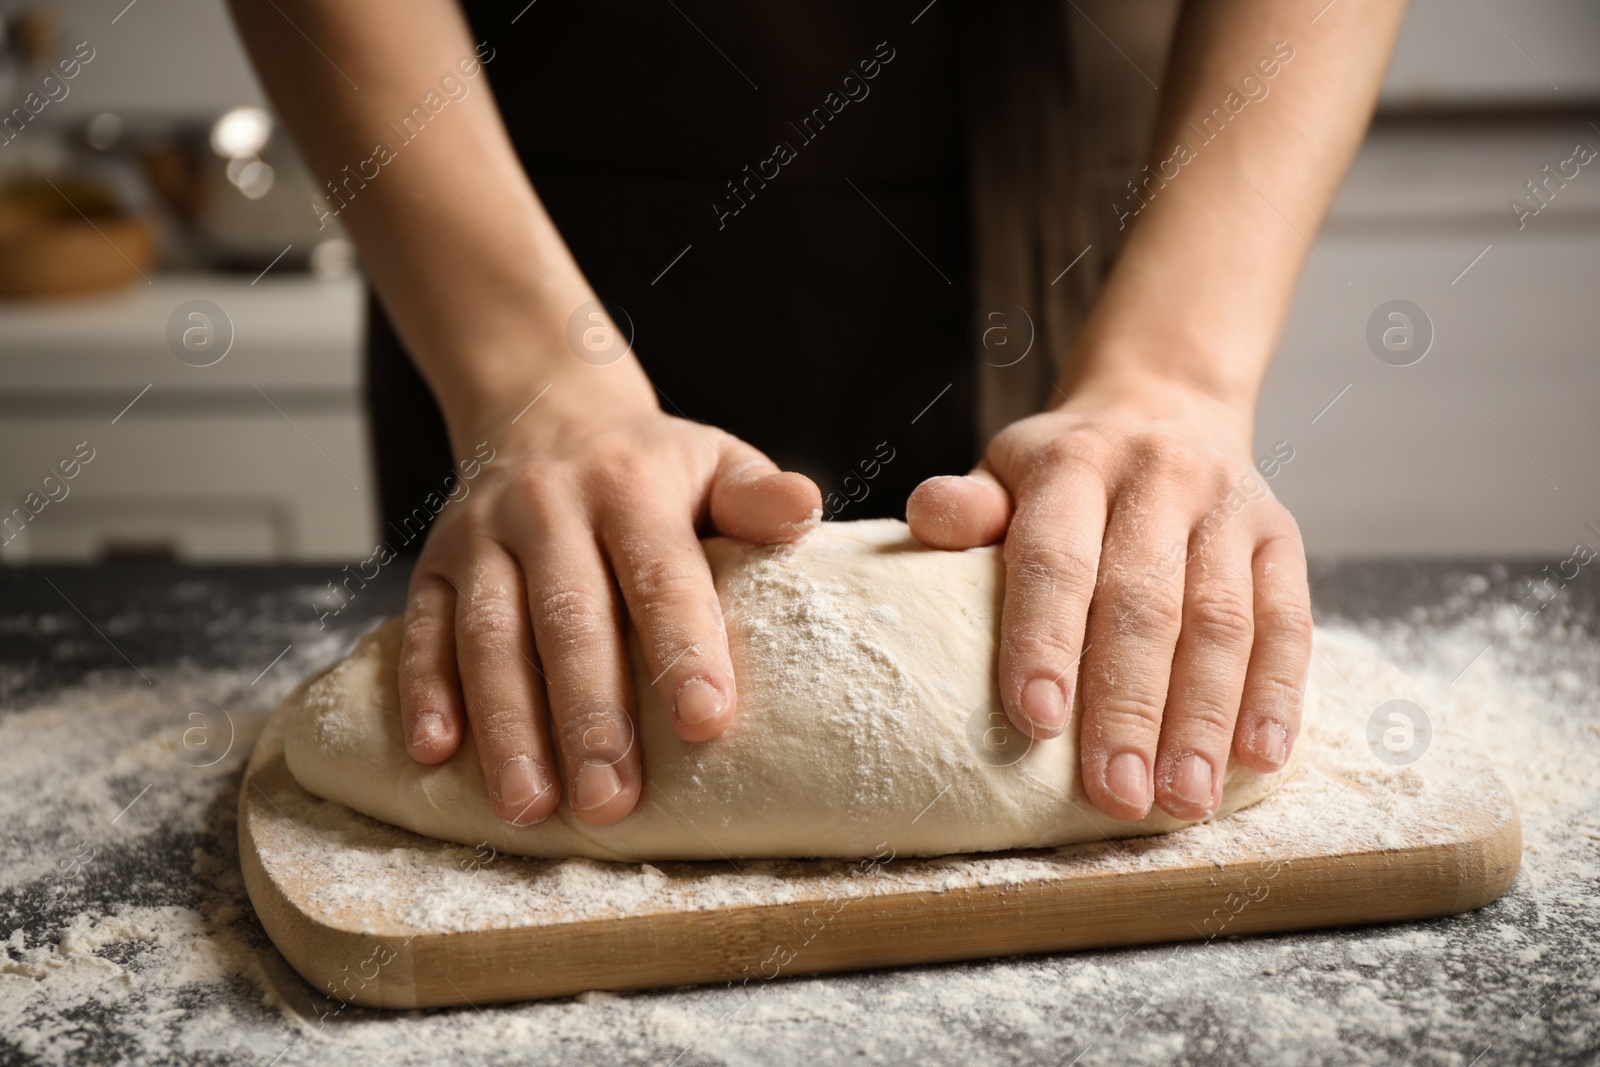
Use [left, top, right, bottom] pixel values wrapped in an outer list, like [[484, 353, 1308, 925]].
[[906, 464, 1012, 550], [708, 434, 822, 543]]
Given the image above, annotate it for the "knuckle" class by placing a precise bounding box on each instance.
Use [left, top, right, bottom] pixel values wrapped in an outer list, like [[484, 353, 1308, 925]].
[[1184, 586, 1256, 647], [477, 708, 526, 740], [1128, 433, 1195, 474], [533, 588, 609, 655], [627, 554, 698, 616], [402, 601, 448, 646], [1101, 574, 1185, 637], [1029, 434, 1106, 480], [1085, 691, 1166, 742], [1246, 672, 1305, 714], [1262, 508, 1304, 545], [1005, 627, 1082, 670], [456, 594, 522, 646], [400, 616, 446, 673], [1167, 694, 1237, 739], [1005, 539, 1098, 602], [1258, 599, 1314, 646]]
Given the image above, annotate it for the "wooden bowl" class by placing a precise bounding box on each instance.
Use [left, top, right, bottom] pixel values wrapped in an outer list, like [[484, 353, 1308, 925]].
[[0, 183, 157, 298]]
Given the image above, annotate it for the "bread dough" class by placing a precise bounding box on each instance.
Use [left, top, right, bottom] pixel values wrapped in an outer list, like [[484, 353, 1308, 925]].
[[283, 519, 1306, 861]]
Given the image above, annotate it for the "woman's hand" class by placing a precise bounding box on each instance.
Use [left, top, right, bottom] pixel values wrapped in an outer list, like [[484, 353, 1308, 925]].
[[398, 383, 821, 828], [906, 376, 1312, 823]]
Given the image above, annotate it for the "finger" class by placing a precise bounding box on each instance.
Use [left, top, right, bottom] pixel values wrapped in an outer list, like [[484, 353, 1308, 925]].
[[1078, 488, 1192, 821], [602, 494, 736, 743], [1234, 521, 1313, 774], [1154, 520, 1257, 820], [518, 506, 642, 826], [996, 454, 1107, 742], [709, 434, 822, 544], [906, 466, 1012, 550], [398, 572, 464, 765], [452, 542, 560, 825]]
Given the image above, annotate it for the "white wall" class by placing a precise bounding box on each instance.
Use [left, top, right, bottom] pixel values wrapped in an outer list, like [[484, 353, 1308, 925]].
[[1257, 122, 1600, 556], [9, 0, 1599, 122], [1383, 0, 1600, 106]]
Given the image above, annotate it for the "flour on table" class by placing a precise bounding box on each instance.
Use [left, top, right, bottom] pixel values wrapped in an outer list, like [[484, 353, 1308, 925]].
[[3, 569, 1598, 1066]]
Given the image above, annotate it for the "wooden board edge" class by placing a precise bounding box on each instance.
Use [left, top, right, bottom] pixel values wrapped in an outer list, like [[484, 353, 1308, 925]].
[[381, 813, 1523, 1009], [239, 683, 426, 1010], [238, 793, 416, 1009], [1448, 794, 1523, 914]]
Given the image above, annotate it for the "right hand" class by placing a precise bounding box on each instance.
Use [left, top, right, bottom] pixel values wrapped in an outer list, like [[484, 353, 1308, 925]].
[[397, 387, 821, 827]]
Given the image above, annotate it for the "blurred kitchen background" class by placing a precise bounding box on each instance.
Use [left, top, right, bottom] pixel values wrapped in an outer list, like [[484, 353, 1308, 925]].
[[0, 0, 1596, 562]]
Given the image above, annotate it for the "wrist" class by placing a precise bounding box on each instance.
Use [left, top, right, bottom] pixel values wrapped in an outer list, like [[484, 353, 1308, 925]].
[[1065, 326, 1264, 406], [381, 260, 656, 454], [1064, 248, 1281, 420], [1054, 365, 1257, 459], [436, 337, 659, 458]]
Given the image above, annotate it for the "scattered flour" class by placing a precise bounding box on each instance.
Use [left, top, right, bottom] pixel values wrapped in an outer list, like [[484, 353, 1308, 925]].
[[2, 572, 1598, 1065]]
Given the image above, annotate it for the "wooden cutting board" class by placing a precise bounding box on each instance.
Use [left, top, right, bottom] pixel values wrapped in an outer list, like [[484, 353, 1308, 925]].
[[239, 707, 1520, 1010]]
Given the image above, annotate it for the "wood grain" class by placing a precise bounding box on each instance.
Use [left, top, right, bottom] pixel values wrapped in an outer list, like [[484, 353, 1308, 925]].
[[239, 709, 1521, 1010]]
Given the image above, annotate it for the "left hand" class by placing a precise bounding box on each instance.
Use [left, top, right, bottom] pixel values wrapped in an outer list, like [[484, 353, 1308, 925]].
[[906, 378, 1312, 822]]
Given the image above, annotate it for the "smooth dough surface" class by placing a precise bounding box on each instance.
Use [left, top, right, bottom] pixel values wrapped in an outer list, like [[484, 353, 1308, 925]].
[[283, 519, 1306, 861]]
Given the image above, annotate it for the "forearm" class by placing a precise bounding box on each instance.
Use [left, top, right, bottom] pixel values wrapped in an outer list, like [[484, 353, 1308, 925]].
[[225, 0, 653, 446], [1064, 0, 1406, 418]]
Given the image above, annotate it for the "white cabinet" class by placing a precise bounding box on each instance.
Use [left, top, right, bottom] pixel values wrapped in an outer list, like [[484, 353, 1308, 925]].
[[1256, 121, 1600, 555], [0, 275, 375, 561]]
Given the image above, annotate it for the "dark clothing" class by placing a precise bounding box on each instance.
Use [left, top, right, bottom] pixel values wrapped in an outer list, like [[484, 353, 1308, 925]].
[[366, 0, 976, 537]]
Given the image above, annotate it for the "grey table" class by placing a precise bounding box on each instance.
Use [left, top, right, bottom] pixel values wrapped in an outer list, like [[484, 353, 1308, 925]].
[[1, 560, 1596, 1066]]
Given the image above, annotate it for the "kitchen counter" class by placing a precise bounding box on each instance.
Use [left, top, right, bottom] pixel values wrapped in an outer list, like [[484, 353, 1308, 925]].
[[2, 558, 1596, 1066], [0, 274, 373, 561]]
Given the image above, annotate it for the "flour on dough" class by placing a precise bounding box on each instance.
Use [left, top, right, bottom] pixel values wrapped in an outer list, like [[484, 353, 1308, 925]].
[[282, 519, 1306, 861]]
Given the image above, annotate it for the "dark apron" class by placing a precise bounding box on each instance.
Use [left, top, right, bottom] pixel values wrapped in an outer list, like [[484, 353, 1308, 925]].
[[366, 0, 974, 538]]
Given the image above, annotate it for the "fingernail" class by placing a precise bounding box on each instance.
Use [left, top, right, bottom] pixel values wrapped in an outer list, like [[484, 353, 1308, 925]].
[[574, 761, 624, 812], [1106, 751, 1150, 810], [1250, 720, 1289, 768], [675, 678, 726, 726], [411, 711, 446, 749], [784, 507, 823, 536], [1020, 678, 1067, 732], [1169, 753, 1216, 811], [497, 756, 551, 824]]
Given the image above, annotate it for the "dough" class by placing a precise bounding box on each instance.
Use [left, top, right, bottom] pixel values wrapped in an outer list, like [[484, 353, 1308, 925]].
[[283, 519, 1305, 861]]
